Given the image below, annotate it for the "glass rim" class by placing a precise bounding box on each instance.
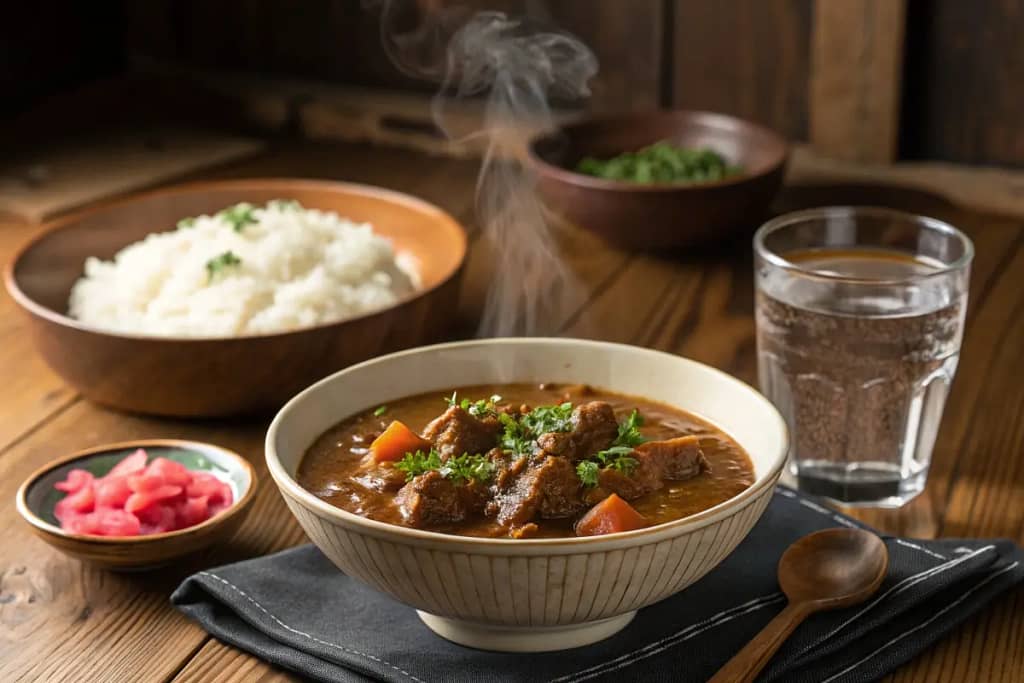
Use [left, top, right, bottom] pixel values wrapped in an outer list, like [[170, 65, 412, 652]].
[[753, 206, 975, 286]]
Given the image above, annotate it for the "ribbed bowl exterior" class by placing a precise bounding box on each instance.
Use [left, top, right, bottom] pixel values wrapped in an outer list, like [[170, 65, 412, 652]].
[[281, 476, 776, 627], [267, 339, 790, 631]]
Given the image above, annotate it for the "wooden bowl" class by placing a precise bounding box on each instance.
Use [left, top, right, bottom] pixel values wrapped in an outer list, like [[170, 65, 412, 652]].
[[529, 110, 788, 249], [3, 179, 467, 417], [16, 439, 256, 570]]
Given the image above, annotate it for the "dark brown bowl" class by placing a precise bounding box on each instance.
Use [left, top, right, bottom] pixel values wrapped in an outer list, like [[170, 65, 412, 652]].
[[3, 179, 467, 417], [529, 110, 788, 249]]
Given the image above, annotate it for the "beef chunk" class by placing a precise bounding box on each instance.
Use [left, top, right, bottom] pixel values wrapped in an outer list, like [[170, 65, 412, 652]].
[[634, 436, 709, 480], [596, 436, 708, 501], [459, 479, 491, 516], [395, 470, 492, 528], [536, 402, 618, 461], [488, 448, 528, 491], [395, 471, 465, 527], [422, 406, 501, 459], [598, 463, 662, 500], [495, 456, 584, 527]]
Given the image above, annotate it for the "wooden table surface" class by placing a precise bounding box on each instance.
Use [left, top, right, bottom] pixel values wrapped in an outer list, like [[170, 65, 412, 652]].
[[1, 141, 1021, 682]]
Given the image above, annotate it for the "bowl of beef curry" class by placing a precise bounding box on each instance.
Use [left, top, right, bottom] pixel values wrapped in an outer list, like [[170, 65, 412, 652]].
[[266, 338, 788, 652]]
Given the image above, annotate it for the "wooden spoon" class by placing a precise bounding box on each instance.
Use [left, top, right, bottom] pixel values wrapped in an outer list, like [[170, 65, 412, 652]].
[[708, 528, 889, 683]]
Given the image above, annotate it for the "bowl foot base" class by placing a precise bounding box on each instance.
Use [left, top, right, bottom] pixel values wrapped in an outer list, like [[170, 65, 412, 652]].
[[415, 610, 636, 652]]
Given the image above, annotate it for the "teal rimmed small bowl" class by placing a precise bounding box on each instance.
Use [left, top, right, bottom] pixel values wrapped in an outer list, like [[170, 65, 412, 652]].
[[16, 439, 256, 570]]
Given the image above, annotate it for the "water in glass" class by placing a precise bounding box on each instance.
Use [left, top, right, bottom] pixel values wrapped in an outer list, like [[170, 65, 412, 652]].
[[757, 246, 967, 506]]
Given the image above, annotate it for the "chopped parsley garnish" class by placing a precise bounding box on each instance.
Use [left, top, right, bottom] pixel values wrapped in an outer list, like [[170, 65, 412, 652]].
[[217, 202, 258, 232], [444, 392, 502, 419], [499, 412, 533, 458], [440, 392, 569, 459], [521, 402, 574, 436], [393, 449, 493, 484], [440, 453, 495, 485], [205, 251, 242, 282], [373, 405, 388, 417], [394, 450, 442, 481], [497, 402, 574, 459], [576, 460, 600, 487], [594, 447, 639, 477], [177, 216, 196, 229], [579, 410, 645, 486], [611, 409, 645, 449]]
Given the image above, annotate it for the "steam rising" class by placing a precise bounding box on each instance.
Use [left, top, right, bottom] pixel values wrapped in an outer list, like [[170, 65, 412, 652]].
[[371, 2, 598, 336]]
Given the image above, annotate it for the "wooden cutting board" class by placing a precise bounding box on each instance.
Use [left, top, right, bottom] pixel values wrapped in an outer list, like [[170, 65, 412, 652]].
[[0, 127, 264, 223]]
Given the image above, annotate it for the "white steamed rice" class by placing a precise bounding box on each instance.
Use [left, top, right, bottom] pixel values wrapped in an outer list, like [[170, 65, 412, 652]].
[[68, 200, 418, 337]]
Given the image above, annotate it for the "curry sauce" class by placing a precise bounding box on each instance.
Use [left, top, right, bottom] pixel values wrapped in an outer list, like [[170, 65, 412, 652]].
[[298, 383, 755, 538]]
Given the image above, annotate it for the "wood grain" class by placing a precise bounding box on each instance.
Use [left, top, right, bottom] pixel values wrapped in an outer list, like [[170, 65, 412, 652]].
[[902, 0, 1024, 165], [0, 401, 280, 683], [545, 0, 664, 111], [842, 213, 1024, 538], [671, 0, 813, 140], [179, 140, 482, 230], [17, 440, 257, 570], [456, 211, 630, 337], [73, 0, 1024, 168], [564, 188, 1024, 683], [123, 0, 425, 93], [883, 586, 1024, 683], [531, 110, 787, 250], [173, 639, 300, 683], [710, 529, 889, 683], [843, 251, 1022, 537], [123, 0, 664, 114], [0, 221, 76, 451], [787, 144, 1024, 220], [0, 141, 629, 681], [565, 237, 760, 383], [6, 179, 467, 417], [809, 0, 907, 163], [0, 129, 265, 223], [2, 142, 1023, 682], [938, 243, 1024, 539]]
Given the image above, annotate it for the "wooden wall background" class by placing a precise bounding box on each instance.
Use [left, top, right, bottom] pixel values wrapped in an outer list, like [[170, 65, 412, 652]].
[[5, 0, 1024, 167], [902, 0, 1024, 165]]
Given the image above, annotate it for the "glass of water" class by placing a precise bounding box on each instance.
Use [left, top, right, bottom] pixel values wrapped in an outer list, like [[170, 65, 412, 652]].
[[754, 207, 973, 507]]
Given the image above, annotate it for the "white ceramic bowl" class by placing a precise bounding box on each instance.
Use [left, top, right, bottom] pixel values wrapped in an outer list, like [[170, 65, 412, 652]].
[[266, 338, 789, 652]]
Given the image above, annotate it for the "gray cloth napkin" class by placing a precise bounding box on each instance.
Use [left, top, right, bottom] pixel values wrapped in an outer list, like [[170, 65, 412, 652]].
[[172, 487, 1024, 683]]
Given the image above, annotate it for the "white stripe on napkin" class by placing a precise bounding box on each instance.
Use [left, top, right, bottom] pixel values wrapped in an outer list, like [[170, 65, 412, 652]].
[[551, 593, 785, 683], [792, 544, 995, 660], [820, 561, 1019, 683], [557, 543, 998, 683], [895, 539, 946, 561], [198, 571, 425, 683]]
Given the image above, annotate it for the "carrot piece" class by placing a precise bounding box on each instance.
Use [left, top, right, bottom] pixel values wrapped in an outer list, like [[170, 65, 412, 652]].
[[575, 493, 648, 537], [369, 420, 431, 463]]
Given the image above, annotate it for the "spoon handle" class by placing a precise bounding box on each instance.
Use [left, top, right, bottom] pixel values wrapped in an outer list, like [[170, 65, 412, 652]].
[[707, 602, 809, 683]]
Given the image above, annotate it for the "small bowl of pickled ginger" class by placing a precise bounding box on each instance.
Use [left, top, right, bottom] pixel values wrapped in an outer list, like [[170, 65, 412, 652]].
[[16, 439, 256, 570]]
